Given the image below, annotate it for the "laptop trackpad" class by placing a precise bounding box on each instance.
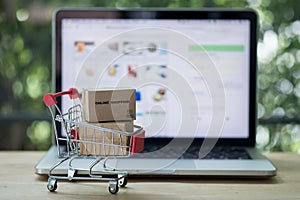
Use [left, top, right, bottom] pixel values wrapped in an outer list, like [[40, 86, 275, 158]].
[[114, 159, 196, 174]]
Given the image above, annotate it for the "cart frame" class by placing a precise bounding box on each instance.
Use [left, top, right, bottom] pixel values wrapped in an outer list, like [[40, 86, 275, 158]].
[[43, 88, 145, 194]]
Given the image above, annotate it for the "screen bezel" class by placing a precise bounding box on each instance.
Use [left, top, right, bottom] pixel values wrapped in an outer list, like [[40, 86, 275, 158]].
[[54, 8, 257, 146]]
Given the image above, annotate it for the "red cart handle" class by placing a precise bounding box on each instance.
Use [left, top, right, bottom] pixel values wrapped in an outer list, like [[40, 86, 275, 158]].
[[43, 88, 80, 106]]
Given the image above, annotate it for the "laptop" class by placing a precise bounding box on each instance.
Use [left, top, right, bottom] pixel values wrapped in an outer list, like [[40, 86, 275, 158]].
[[35, 8, 277, 178]]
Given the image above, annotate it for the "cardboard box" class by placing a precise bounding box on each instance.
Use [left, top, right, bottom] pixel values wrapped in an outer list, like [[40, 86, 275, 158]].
[[82, 88, 136, 122], [79, 121, 133, 156]]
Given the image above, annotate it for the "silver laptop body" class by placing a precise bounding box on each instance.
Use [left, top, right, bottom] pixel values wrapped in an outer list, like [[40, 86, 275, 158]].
[[35, 8, 276, 178]]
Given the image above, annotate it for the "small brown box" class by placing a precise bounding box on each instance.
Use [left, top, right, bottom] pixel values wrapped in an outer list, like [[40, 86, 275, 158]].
[[82, 88, 136, 122], [79, 121, 133, 156]]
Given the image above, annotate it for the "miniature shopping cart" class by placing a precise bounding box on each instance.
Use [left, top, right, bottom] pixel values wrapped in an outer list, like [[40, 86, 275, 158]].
[[43, 88, 145, 194]]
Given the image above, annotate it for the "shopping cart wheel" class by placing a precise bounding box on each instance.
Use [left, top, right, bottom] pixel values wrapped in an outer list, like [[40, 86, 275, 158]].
[[119, 177, 128, 187], [47, 177, 57, 192], [108, 181, 119, 194]]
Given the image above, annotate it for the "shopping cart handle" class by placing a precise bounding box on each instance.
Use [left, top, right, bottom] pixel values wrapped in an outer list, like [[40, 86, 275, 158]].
[[43, 88, 80, 106]]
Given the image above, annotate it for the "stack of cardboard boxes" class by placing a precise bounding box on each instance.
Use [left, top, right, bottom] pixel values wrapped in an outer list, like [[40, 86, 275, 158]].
[[80, 88, 136, 156]]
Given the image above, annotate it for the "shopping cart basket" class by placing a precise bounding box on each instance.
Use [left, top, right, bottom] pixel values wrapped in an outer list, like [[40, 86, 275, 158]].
[[43, 88, 145, 194]]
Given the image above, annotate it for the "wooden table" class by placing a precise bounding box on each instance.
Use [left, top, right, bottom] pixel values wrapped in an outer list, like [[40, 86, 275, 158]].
[[0, 152, 299, 199]]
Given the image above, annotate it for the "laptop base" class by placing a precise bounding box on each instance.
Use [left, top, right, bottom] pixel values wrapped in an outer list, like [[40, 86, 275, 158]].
[[35, 145, 276, 178]]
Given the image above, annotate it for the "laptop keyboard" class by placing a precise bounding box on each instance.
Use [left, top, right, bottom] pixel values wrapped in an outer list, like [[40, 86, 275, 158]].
[[135, 145, 251, 160], [183, 146, 251, 159]]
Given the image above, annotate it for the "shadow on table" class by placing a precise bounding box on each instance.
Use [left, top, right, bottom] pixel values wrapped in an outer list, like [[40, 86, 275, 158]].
[[35, 173, 281, 185]]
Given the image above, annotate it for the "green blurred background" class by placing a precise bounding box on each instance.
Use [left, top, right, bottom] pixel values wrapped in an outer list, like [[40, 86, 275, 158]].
[[1, 0, 300, 152]]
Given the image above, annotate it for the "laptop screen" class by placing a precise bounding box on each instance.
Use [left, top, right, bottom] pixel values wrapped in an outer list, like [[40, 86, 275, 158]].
[[56, 9, 257, 141]]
